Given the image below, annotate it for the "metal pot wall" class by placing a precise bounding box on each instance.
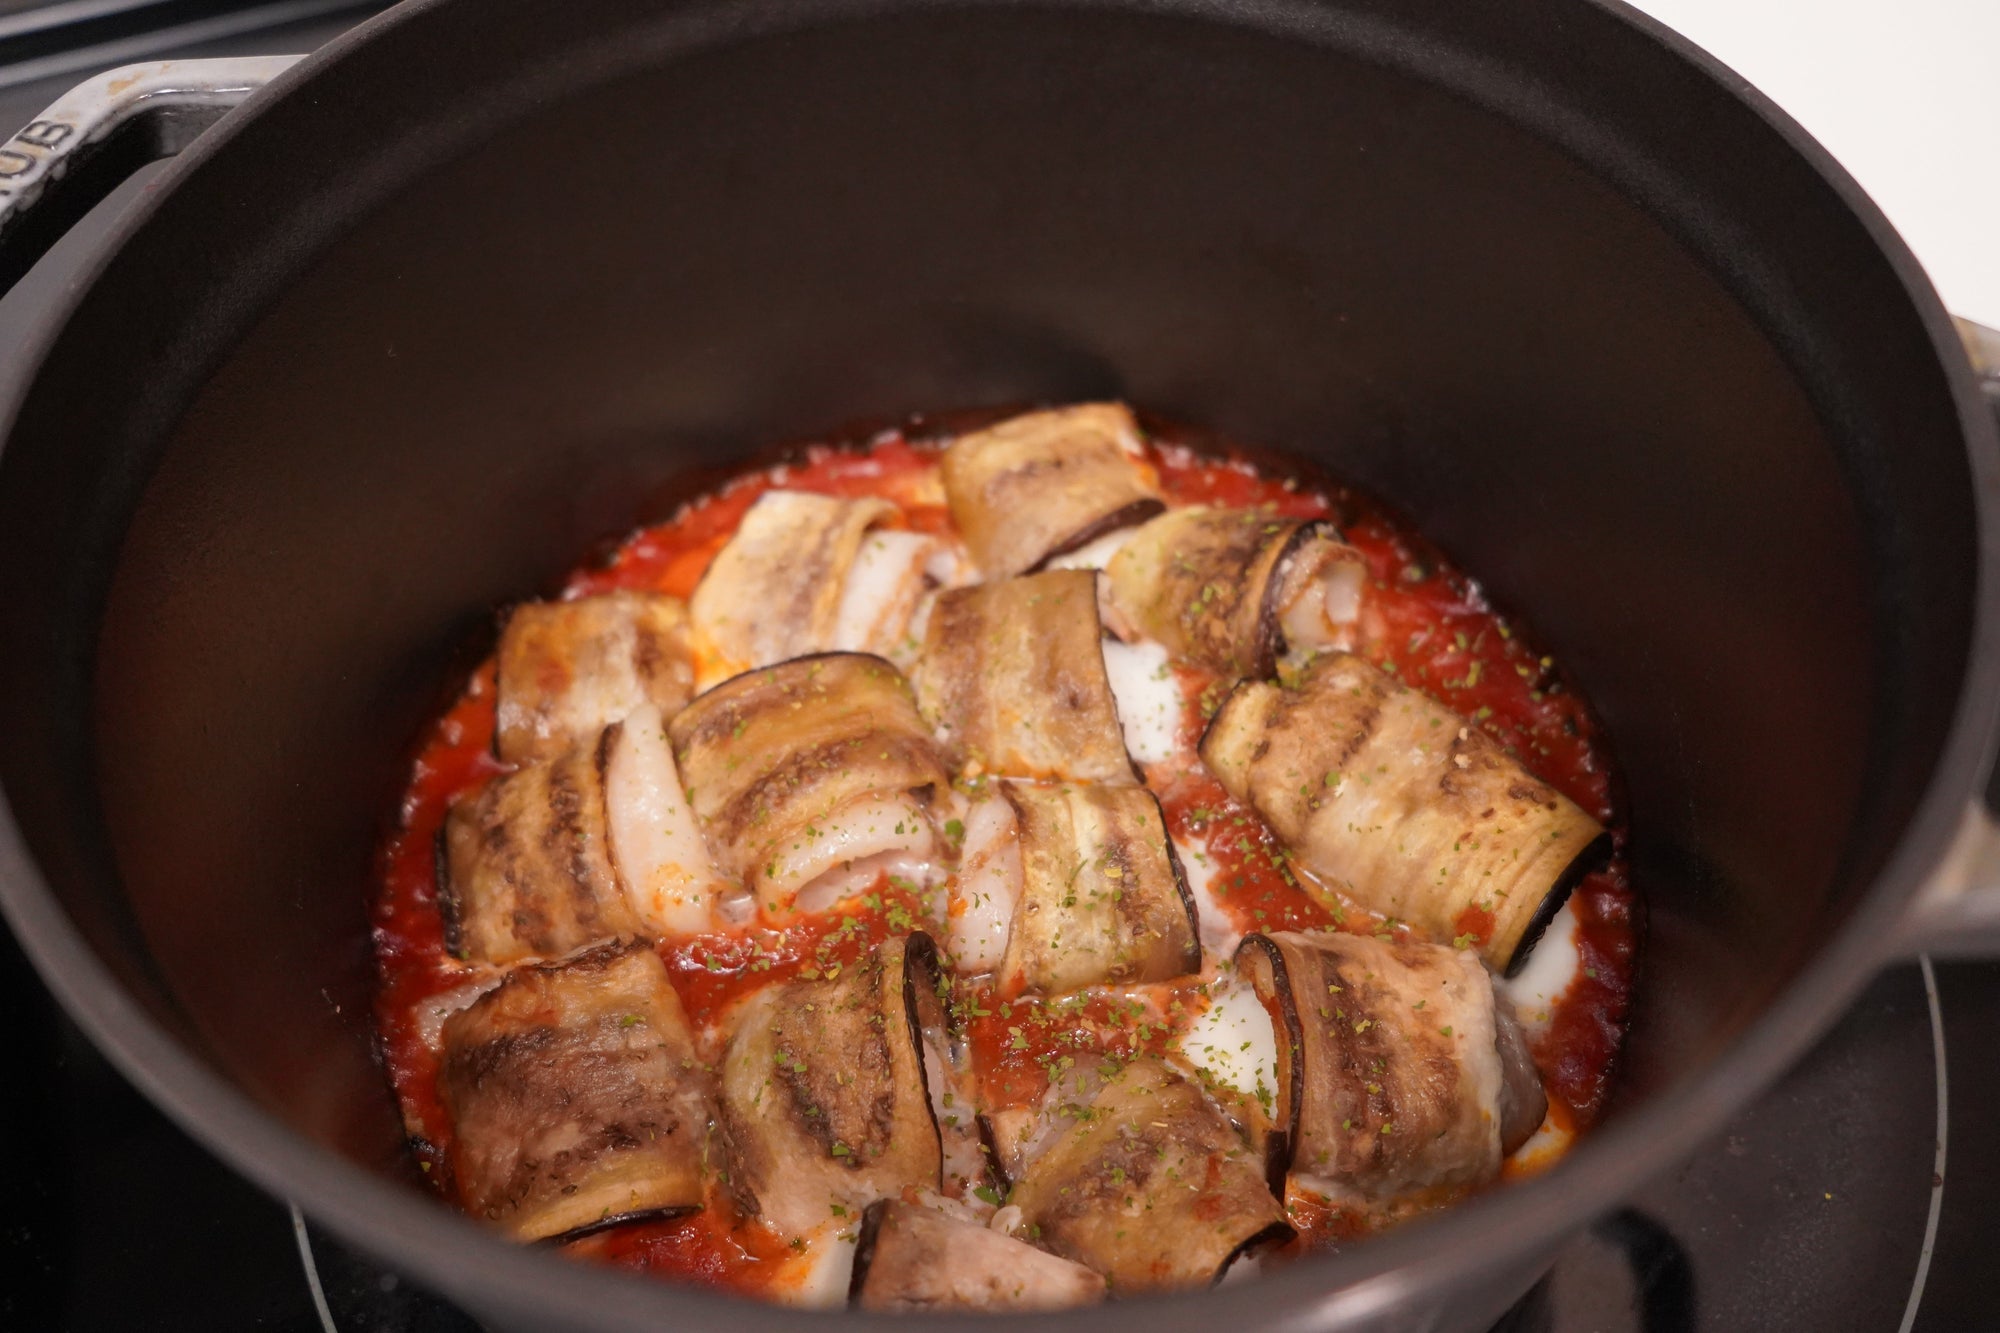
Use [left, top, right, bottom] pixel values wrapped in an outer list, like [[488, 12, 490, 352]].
[[2, 1, 1999, 1329]]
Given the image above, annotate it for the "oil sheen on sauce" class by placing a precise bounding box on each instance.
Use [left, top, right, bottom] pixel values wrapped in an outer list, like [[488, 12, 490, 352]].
[[370, 422, 1636, 1294]]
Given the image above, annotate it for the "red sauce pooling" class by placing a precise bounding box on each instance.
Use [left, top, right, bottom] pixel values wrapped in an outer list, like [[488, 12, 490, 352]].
[[964, 983, 1204, 1108], [370, 423, 1636, 1294], [371, 661, 505, 1166]]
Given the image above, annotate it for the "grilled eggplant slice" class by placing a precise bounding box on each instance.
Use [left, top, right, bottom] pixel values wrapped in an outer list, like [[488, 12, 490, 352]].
[[494, 591, 696, 765], [1106, 507, 1366, 678], [718, 934, 949, 1236], [912, 569, 1136, 784], [1200, 652, 1606, 971], [443, 705, 725, 959], [438, 941, 712, 1243], [940, 404, 1164, 578], [849, 1200, 1106, 1312], [691, 490, 949, 687], [440, 735, 641, 965], [669, 653, 949, 919], [1005, 1057, 1291, 1294], [957, 780, 1199, 996], [1236, 929, 1543, 1199]]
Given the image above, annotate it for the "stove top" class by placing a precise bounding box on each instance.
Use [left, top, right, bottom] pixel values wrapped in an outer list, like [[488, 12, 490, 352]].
[[1, 6, 1997, 1331]]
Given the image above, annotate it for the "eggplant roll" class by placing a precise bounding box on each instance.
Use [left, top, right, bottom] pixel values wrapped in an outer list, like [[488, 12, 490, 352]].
[[1199, 652, 1606, 971], [691, 490, 948, 686], [438, 941, 712, 1244], [668, 653, 949, 918], [1005, 1057, 1291, 1293], [1236, 930, 1546, 1200], [441, 736, 639, 965], [1106, 507, 1367, 679], [718, 934, 948, 1236], [912, 569, 1136, 784], [939, 403, 1165, 578], [948, 781, 1199, 995], [849, 1200, 1106, 1312], [442, 704, 724, 960], [494, 591, 695, 765]]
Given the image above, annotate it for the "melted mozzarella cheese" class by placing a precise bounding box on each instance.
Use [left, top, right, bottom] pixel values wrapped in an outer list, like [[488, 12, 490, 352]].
[[1174, 974, 1278, 1103], [766, 793, 938, 918], [1172, 836, 1242, 956], [1504, 1115, 1573, 1174], [1496, 898, 1582, 1033], [833, 529, 941, 657], [603, 702, 722, 936], [771, 1223, 860, 1308], [1101, 637, 1182, 764], [948, 790, 1022, 974]]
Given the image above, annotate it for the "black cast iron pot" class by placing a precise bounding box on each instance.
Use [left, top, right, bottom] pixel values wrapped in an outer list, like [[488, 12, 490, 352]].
[[3, 1, 1999, 1329]]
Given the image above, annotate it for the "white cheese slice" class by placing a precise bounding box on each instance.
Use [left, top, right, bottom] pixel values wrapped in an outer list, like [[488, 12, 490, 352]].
[[602, 702, 723, 937], [1496, 899, 1582, 1034], [1174, 974, 1278, 1105], [833, 529, 940, 658], [947, 789, 1022, 975], [1101, 637, 1182, 764]]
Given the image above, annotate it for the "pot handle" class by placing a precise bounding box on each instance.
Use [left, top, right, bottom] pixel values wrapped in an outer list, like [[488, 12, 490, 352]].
[[0, 56, 303, 298], [1896, 319, 2000, 958]]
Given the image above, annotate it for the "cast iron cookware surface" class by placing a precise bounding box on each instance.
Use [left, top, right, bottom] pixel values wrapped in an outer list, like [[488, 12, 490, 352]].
[[0, 0, 1993, 1330]]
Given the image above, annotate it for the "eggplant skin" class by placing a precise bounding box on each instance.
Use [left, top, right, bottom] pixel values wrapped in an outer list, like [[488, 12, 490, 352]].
[[494, 591, 695, 765], [999, 781, 1200, 996], [1492, 997, 1549, 1156], [1199, 651, 1605, 971], [1106, 508, 1355, 678], [437, 941, 712, 1244], [912, 568, 1137, 784], [1236, 930, 1508, 1200], [717, 933, 946, 1236], [1007, 1057, 1291, 1294], [667, 653, 948, 898], [940, 403, 1164, 579], [849, 1200, 1107, 1312], [439, 731, 642, 966]]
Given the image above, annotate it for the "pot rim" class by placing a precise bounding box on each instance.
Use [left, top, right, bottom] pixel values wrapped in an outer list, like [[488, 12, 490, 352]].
[[1, 0, 1996, 1327]]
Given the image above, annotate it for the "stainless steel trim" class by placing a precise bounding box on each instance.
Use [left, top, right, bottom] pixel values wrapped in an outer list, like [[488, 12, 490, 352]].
[[0, 55, 301, 294]]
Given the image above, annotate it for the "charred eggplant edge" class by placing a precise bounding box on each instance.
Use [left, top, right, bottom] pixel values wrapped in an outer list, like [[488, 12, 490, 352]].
[[897, 929, 951, 1188], [1151, 788, 1205, 979], [1232, 933, 1303, 1185], [1023, 496, 1168, 575], [1501, 828, 1612, 977]]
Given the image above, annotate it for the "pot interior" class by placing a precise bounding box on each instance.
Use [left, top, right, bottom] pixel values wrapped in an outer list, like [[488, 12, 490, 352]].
[[0, 0, 1981, 1320]]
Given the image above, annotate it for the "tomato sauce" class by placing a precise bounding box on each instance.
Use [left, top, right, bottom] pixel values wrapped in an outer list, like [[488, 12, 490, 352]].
[[564, 1208, 796, 1294], [370, 419, 1636, 1294], [963, 983, 1204, 1108]]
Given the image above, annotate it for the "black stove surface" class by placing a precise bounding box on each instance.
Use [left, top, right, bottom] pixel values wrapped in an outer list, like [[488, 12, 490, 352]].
[[2, 9, 1999, 1331]]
